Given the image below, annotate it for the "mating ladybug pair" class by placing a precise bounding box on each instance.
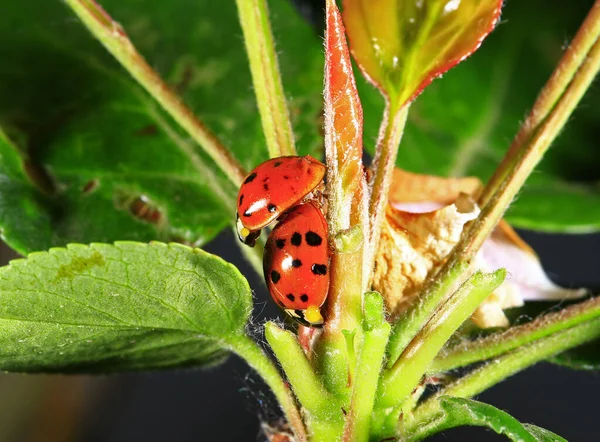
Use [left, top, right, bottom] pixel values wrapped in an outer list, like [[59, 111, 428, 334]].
[[236, 156, 329, 327]]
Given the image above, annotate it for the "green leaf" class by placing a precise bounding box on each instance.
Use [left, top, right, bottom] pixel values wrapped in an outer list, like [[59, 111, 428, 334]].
[[550, 338, 600, 370], [408, 396, 566, 441], [342, 0, 502, 108], [0, 242, 252, 372], [0, 0, 323, 254], [359, 0, 600, 233]]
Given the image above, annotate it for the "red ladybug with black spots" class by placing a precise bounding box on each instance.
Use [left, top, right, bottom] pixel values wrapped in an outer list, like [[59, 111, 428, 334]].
[[263, 201, 329, 327], [236, 156, 325, 247]]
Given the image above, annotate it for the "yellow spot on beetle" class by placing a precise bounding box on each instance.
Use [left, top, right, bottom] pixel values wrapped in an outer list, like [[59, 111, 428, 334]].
[[305, 305, 323, 326]]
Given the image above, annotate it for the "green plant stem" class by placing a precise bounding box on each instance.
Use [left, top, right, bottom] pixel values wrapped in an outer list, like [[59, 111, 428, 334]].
[[386, 262, 469, 367], [235, 0, 296, 158], [317, 245, 363, 396], [316, 0, 370, 400], [342, 293, 391, 442], [478, 0, 600, 207], [64, 0, 247, 187], [228, 334, 307, 442], [265, 322, 333, 415], [431, 296, 600, 372], [366, 103, 409, 284], [406, 318, 600, 433], [379, 270, 505, 409], [343, 324, 390, 441]]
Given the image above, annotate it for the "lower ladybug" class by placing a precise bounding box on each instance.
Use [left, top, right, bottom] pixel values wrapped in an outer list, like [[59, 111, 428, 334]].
[[263, 202, 329, 327]]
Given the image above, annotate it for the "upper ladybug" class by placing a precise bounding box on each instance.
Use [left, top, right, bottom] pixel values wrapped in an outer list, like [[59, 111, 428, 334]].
[[236, 155, 326, 246]]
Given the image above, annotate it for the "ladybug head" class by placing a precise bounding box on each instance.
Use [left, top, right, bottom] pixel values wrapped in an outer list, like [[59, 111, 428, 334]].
[[236, 214, 261, 247], [285, 305, 324, 328]]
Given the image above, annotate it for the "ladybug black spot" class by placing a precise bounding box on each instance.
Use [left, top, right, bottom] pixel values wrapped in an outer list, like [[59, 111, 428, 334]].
[[268, 204, 277, 213], [238, 194, 244, 207], [271, 271, 281, 284], [291, 232, 302, 246], [311, 264, 327, 275], [274, 161, 282, 167], [283, 175, 290, 180], [287, 294, 295, 302], [244, 172, 257, 184], [305, 231, 323, 246], [276, 239, 286, 249], [300, 294, 309, 302], [263, 183, 269, 191], [292, 259, 302, 268]]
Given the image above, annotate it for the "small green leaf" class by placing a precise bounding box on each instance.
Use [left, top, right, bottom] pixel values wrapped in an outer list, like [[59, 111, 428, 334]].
[[408, 396, 566, 441], [0, 242, 252, 372], [0, 0, 323, 253], [359, 0, 600, 232], [550, 338, 600, 370], [342, 0, 502, 107]]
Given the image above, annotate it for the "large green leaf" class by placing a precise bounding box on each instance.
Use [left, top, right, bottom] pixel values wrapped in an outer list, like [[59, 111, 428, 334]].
[[0, 241, 252, 372], [0, 0, 323, 254], [408, 396, 566, 441], [358, 0, 600, 233]]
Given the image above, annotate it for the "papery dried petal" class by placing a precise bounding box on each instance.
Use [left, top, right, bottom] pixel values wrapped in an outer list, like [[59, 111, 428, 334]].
[[373, 193, 479, 314], [380, 169, 586, 327], [389, 168, 482, 209]]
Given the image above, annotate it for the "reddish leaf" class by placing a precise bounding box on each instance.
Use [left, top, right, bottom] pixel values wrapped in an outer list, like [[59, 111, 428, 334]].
[[324, 0, 367, 233], [342, 0, 503, 107]]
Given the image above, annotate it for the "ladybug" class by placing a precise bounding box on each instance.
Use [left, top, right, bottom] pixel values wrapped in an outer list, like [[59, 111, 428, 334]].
[[263, 201, 329, 327], [236, 156, 326, 246]]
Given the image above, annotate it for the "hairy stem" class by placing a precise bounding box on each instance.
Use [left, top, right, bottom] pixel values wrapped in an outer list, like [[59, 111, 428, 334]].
[[235, 0, 296, 158], [228, 335, 307, 442], [64, 0, 247, 187], [367, 104, 409, 284], [379, 270, 505, 409], [459, 35, 600, 260], [478, 0, 600, 207], [317, 243, 363, 396], [407, 318, 600, 433], [386, 262, 469, 367], [343, 293, 391, 442], [431, 296, 600, 372], [265, 322, 334, 415], [316, 0, 369, 399]]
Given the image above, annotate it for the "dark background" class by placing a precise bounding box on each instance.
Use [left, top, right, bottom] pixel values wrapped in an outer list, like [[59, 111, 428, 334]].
[[1, 0, 598, 441]]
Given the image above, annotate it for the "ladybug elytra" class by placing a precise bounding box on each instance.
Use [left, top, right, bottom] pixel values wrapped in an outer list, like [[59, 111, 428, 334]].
[[236, 156, 326, 247], [263, 202, 329, 327]]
